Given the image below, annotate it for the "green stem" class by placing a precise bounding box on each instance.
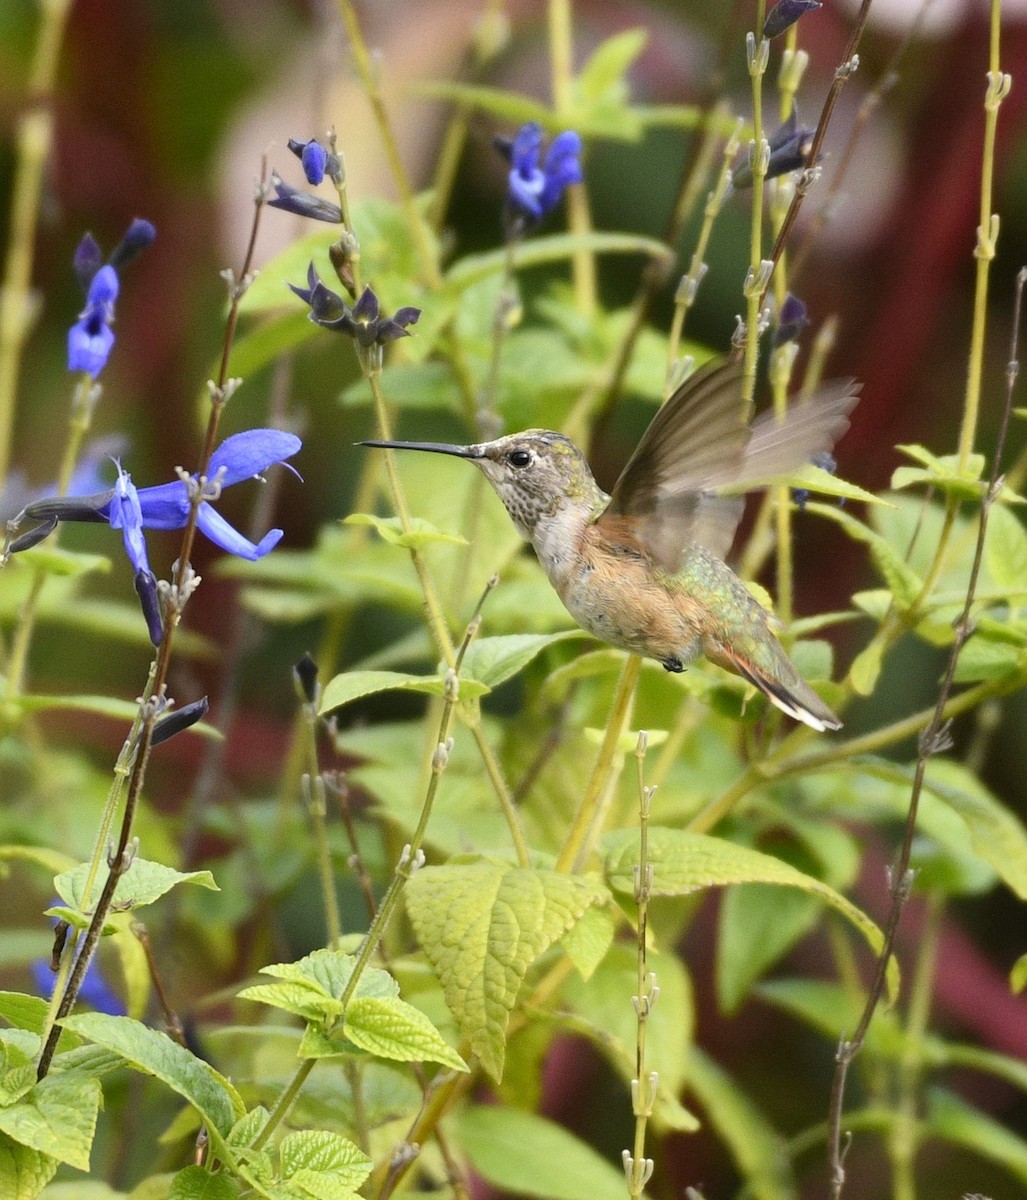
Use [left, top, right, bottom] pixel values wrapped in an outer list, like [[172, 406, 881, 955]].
[[302, 722, 343, 949], [335, 0, 441, 289], [0, 0, 72, 485], [625, 733, 655, 1200], [548, 0, 596, 315], [889, 893, 943, 1200], [740, 18, 769, 402], [557, 654, 642, 872], [366, 369, 455, 665], [957, 0, 1006, 469], [469, 719, 530, 867]]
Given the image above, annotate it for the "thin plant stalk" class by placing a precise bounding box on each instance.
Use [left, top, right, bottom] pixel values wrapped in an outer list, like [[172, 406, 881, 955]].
[[548, 0, 596, 315], [253, 593, 490, 1153], [334, 0, 441, 289], [557, 652, 643, 872], [623, 732, 657, 1200], [0, 0, 73, 485]]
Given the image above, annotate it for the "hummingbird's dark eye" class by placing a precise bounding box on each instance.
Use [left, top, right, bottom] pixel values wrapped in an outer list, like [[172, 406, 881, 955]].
[[507, 450, 532, 469]]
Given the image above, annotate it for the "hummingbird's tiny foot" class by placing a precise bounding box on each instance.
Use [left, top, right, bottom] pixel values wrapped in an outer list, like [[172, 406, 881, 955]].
[[661, 657, 685, 673]]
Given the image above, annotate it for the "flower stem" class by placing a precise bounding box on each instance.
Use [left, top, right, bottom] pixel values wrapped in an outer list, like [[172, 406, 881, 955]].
[[0, 0, 72, 486], [548, 0, 596, 316], [335, 0, 441, 289], [557, 653, 642, 872]]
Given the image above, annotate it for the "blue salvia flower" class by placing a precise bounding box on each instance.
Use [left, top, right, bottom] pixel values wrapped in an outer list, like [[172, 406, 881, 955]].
[[495, 123, 583, 233], [286, 137, 341, 187], [67, 221, 156, 379], [7, 429, 302, 644], [32, 956, 125, 1018], [773, 293, 811, 347], [289, 266, 420, 346]]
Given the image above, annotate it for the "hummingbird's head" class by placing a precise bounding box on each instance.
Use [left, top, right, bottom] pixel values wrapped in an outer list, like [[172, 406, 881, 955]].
[[360, 431, 603, 538]]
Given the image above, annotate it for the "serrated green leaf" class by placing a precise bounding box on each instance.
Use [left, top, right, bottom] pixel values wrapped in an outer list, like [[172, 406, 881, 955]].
[[54, 859, 217, 919], [783, 465, 886, 506], [227, 1106, 270, 1148], [169, 1165, 240, 1200], [238, 981, 342, 1024], [319, 670, 489, 715], [603, 829, 897, 1001], [459, 631, 584, 689], [456, 1106, 628, 1200], [279, 1130, 372, 1191], [560, 902, 616, 981], [0, 994, 81, 1055], [0, 1073, 100, 1170], [805, 502, 923, 610], [0, 1132, 57, 1200], [343, 513, 467, 549], [342, 996, 467, 1071], [262, 949, 396, 1000], [61, 1013, 242, 1148], [405, 862, 609, 1079], [687, 1048, 796, 1200]]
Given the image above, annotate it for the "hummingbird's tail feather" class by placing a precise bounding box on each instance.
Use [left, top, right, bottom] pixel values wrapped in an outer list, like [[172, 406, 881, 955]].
[[710, 643, 843, 732]]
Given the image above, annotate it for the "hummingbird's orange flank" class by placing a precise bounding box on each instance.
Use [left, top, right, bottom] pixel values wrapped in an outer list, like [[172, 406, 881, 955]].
[[363, 360, 859, 732]]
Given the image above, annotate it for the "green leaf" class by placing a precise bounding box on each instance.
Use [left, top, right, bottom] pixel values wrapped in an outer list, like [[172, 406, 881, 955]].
[[782, 465, 886, 506], [926, 1086, 1027, 1183], [169, 1166, 240, 1200], [574, 29, 647, 103], [563, 942, 695, 1120], [342, 996, 467, 1070], [985, 505, 1027, 600], [0, 995, 79, 1045], [261, 948, 396, 999], [560, 902, 616, 981], [405, 862, 609, 1079], [412, 81, 554, 129], [444, 232, 671, 293], [61, 1013, 242, 1147], [0, 846, 75, 878], [0, 1133, 57, 1200], [459, 632, 584, 689], [279, 1130, 372, 1192], [239, 981, 342, 1024], [603, 829, 897, 1001], [53, 859, 218, 919], [717, 885, 821, 1013], [805, 502, 923, 610], [456, 1106, 629, 1200], [1013, 953, 1027, 993], [343, 513, 467, 549], [13, 546, 110, 578], [341, 362, 462, 414], [319, 670, 489, 715], [686, 1048, 796, 1200], [0, 1073, 100, 1170]]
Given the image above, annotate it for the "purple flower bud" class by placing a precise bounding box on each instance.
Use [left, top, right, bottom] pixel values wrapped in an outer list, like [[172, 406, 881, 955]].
[[73, 233, 104, 292], [268, 174, 343, 223], [302, 141, 329, 185], [290, 268, 420, 346], [730, 112, 817, 191], [773, 292, 811, 347], [153, 696, 209, 745], [134, 568, 163, 645], [764, 0, 823, 39], [294, 652, 319, 704], [108, 219, 157, 271]]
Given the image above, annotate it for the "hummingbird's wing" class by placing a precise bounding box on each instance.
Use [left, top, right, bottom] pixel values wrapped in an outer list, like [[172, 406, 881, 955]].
[[598, 360, 859, 572]]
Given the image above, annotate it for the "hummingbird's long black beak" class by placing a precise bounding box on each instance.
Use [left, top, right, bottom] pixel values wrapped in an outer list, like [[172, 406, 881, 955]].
[[358, 440, 483, 459]]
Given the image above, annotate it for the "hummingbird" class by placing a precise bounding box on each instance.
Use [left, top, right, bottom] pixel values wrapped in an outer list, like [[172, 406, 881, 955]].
[[362, 360, 859, 731]]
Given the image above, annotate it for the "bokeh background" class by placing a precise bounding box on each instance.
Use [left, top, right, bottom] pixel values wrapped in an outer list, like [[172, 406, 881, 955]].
[[3, 0, 1027, 1195]]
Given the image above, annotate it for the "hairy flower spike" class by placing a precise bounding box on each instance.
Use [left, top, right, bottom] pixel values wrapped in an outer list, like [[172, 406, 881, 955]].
[[764, 0, 822, 39], [290, 265, 420, 346], [496, 122, 582, 234]]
